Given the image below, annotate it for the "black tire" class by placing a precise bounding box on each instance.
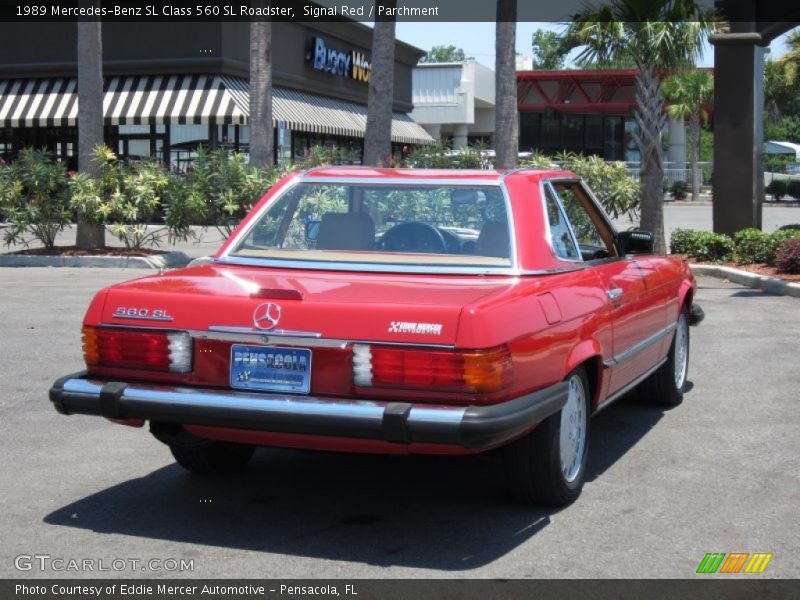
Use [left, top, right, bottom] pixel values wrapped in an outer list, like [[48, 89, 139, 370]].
[[169, 440, 256, 475], [503, 366, 591, 507], [638, 305, 690, 408]]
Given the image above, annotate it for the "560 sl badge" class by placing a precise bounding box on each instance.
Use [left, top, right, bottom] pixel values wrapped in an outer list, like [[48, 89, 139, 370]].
[[113, 307, 174, 321]]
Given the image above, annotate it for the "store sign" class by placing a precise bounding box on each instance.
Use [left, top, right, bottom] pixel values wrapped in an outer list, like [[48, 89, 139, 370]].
[[307, 37, 371, 84]]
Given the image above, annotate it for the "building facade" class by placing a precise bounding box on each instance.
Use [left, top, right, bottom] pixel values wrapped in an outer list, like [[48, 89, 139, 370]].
[[0, 20, 432, 169], [517, 69, 687, 168], [411, 60, 495, 149]]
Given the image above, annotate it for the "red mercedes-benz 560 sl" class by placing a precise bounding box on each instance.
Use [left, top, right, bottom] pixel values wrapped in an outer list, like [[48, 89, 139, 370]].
[[50, 167, 703, 506]]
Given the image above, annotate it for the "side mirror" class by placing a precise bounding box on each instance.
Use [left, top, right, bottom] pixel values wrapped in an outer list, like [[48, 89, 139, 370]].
[[618, 230, 654, 255]]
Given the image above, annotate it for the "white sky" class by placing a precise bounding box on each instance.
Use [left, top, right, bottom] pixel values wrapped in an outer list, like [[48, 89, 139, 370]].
[[394, 22, 795, 69]]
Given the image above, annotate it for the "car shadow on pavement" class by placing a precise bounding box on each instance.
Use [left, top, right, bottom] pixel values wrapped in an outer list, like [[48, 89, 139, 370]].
[[584, 392, 670, 482], [43, 393, 673, 571]]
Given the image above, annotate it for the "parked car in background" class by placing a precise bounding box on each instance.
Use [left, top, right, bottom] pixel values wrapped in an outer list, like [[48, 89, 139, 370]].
[[50, 167, 703, 506]]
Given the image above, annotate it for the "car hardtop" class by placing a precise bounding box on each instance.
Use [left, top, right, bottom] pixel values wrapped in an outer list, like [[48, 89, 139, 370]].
[[299, 165, 577, 185]]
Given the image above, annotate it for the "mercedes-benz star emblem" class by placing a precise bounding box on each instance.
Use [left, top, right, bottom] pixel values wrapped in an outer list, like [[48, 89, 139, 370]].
[[253, 302, 281, 331]]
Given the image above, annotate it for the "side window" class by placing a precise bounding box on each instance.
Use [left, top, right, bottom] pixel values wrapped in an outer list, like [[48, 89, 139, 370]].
[[551, 183, 617, 260], [544, 186, 581, 260]]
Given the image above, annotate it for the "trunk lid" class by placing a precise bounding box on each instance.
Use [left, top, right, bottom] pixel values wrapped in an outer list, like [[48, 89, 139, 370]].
[[98, 263, 517, 346]]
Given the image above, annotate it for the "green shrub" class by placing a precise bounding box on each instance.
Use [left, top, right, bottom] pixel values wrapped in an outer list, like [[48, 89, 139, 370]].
[[689, 231, 735, 262], [669, 227, 696, 254], [775, 237, 800, 274], [670, 180, 688, 200], [550, 152, 641, 221], [787, 179, 800, 200], [765, 179, 787, 201], [183, 148, 283, 238], [0, 148, 72, 249], [70, 145, 210, 248], [669, 228, 733, 262], [405, 140, 491, 169], [299, 145, 362, 167], [733, 228, 779, 264], [778, 223, 800, 232]]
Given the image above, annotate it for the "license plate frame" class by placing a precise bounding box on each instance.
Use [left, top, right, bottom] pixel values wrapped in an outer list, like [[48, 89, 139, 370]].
[[230, 344, 312, 395]]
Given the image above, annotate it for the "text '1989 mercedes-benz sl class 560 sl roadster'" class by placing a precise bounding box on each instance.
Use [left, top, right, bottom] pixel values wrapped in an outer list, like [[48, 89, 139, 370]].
[[50, 167, 703, 506]]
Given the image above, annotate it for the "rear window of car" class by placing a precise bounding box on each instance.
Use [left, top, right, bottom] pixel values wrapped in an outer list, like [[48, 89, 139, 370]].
[[227, 183, 514, 269]]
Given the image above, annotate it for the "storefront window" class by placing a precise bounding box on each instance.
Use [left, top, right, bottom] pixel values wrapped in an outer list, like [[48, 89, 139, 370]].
[[562, 115, 583, 152], [293, 133, 309, 162], [604, 117, 624, 162], [519, 112, 541, 152], [585, 116, 603, 156], [623, 118, 640, 163], [540, 112, 560, 153]]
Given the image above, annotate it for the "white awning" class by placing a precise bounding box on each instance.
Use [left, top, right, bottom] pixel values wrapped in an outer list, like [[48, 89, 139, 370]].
[[222, 76, 433, 144], [0, 75, 434, 145]]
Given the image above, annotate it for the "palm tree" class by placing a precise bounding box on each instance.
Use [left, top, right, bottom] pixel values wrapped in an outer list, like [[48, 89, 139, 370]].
[[776, 28, 800, 85], [663, 70, 713, 202], [494, 0, 518, 170], [76, 0, 105, 249], [565, 0, 715, 254], [363, 1, 397, 166], [248, 6, 273, 168]]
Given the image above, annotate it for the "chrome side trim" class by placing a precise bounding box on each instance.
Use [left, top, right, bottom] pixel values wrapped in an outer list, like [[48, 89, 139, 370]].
[[111, 314, 174, 322], [603, 323, 677, 368], [595, 357, 668, 413], [214, 255, 516, 275], [196, 330, 349, 348], [208, 325, 322, 338], [97, 323, 458, 350]]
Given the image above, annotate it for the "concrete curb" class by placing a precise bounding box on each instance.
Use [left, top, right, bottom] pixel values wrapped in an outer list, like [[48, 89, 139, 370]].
[[691, 264, 800, 298], [0, 251, 191, 270]]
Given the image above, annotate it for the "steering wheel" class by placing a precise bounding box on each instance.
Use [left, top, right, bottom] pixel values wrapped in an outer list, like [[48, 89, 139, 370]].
[[379, 222, 448, 253]]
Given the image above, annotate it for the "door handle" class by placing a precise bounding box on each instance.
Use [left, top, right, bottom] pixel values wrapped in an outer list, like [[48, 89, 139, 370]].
[[607, 287, 623, 306]]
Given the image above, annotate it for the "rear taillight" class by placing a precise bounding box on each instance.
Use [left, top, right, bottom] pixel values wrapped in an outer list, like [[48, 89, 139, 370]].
[[82, 326, 193, 373], [353, 344, 512, 393]]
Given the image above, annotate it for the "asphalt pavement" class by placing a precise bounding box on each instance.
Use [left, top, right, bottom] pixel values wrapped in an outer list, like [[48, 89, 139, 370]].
[[0, 268, 798, 578]]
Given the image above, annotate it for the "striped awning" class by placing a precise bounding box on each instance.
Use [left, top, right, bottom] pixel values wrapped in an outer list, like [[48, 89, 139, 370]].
[[221, 76, 433, 144], [0, 75, 246, 127], [0, 75, 433, 144]]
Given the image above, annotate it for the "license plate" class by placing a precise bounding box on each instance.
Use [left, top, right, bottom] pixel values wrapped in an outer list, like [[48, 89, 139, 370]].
[[230, 345, 312, 394]]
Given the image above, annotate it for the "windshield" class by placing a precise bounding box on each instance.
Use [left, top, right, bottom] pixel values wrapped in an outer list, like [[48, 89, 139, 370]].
[[227, 183, 514, 269]]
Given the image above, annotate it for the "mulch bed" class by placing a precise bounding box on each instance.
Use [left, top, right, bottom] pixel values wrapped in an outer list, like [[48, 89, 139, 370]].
[[10, 246, 166, 257]]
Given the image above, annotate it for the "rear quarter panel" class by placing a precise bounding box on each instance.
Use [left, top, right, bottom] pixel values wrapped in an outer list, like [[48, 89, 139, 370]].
[[457, 269, 613, 407]]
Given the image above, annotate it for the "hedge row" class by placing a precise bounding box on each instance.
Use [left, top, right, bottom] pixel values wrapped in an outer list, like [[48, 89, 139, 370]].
[[670, 225, 800, 273], [765, 179, 800, 201], [2, 143, 642, 251]]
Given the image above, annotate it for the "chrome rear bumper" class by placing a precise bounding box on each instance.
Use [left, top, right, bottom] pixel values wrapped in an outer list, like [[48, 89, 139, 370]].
[[49, 372, 568, 450]]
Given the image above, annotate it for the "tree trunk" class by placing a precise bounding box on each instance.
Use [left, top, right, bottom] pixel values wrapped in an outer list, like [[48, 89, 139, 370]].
[[494, 0, 518, 170], [363, 1, 397, 166], [689, 111, 701, 202], [633, 67, 667, 254], [248, 10, 273, 169], [76, 4, 105, 250]]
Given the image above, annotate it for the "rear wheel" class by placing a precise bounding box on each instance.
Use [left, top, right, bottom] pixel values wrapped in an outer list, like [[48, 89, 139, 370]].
[[503, 366, 590, 506], [169, 440, 256, 475], [639, 305, 690, 407]]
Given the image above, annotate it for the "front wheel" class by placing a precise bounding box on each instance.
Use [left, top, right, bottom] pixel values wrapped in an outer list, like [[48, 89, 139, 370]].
[[639, 305, 690, 407], [503, 367, 591, 506]]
